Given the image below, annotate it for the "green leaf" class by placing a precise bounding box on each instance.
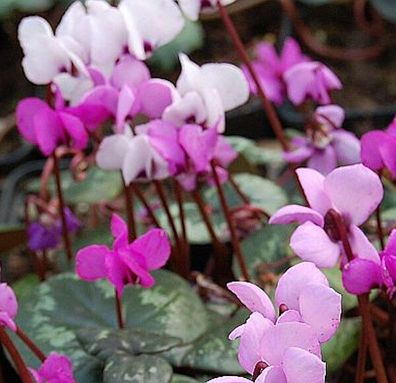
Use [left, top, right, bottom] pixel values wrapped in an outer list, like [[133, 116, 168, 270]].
[[103, 354, 173, 383], [149, 20, 204, 72], [234, 225, 293, 281], [205, 173, 288, 215], [322, 268, 357, 311], [322, 318, 361, 375], [13, 270, 209, 380], [370, 0, 396, 23], [11, 274, 40, 301], [181, 309, 248, 375], [27, 167, 123, 205], [171, 375, 200, 383], [76, 328, 182, 361]]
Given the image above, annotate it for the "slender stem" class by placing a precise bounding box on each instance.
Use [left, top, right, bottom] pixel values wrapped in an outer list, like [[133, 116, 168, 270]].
[[174, 181, 190, 270], [0, 328, 34, 383], [328, 210, 388, 383], [376, 206, 385, 250], [15, 327, 46, 363], [210, 162, 250, 281], [129, 184, 161, 228], [216, 0, 289, 151], [355, 327, 368, 383], [52, 153, 73, 261], [115, 291, 124, 329], [122, 177, 137, 242], [153, 181, 187, 278]]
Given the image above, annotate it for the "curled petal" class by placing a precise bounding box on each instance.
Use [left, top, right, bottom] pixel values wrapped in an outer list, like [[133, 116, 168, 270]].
[[276, 309, 303, 325], [290, 222, 340, 268], [348, 225, 381, 264], [75, 245, 109, 281], [269, 205, 324, 227], [227, 282, 276, 322], [256, 366, 287, 383]]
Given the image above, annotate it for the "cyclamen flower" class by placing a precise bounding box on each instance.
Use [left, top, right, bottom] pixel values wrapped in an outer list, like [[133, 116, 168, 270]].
[[210, 313, 325, 383], [28, 208, 81, 252], [243, 37, 308, 104], [228, 262, 341, 343], [76, 214, 171, 297], [16, 89, 106, 156], [30, 352, 75, 383], [361, 117, 396, 179], [284, 61, 342, 105], [270, 165, 383, 270], [284, 105, 360, 175], [0, 277, 18, 332], [163, 54, 249, 132], [96, 121, 185, 184], [177, 0, 236, 21]]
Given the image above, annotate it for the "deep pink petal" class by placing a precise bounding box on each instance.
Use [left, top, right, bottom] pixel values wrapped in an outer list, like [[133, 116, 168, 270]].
[[342, 258, 383, 295], [37, 352, 76, 382], [130, 229, 171, 270], [280, 37, 307, 72], [227, 282, 276, 322], [360, 131, 388, 171], [324, 164, 383, 226], [119, 249, 155, 289], [75, 245, 109, 281], [290, 222, 340, 268], [111, 213, 128, 240], [269, 205, 324, 227], [383, 252, 396, 281], [16, 98, 48, 144], [380, 137, 396, 179], [385, 229, 396, 255], [59, 112, 88, 150], [275, 262, 329, 311], [296, 168, 332, 216], [282, 347, 326, 383], [299, 283, 341, 342], [106, 251, 131, 298]]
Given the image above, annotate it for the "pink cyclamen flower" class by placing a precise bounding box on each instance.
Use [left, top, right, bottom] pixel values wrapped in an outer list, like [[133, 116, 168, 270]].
[[163, 54, 249, 132], [210, 312, 325, 383], [269, 165, 383, 270], [96, 121, 184, 184], [177, 0, 236, 21], [76, 214, 171, 297], [361, 116, 396, 179], [228, 262, 341, 343], [30, 352, 76, 383], [242, 37, 308, 104], [0, 279, 18, 332], [284, 105, 360, 175], [284, 61, 342, 105]]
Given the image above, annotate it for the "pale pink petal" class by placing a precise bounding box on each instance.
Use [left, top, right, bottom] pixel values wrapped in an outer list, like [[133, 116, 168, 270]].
[[227, 282, 276, 322], [282, 347, 326, 383], [290, 222, 340, 268], [342, 258, 384, 295], [0, 284, 17, 331], [331, 130, 361, 166], [256, 42, 280, 68], [349, 225, 381, 264], [206, 378, 253, 383], [307, 146, 337, 175], [269, 205, 324, 226], [296, 168, 332, 215], [96, 134, 130, 170], [130, 229, 171, 270], [280, 37, 307, 71], [116, 85, 137, 131], [276, 310, 303, 325], [75, 245, 109, 281], [315, 105, 345, 129], [299, 283, 341, 342], [260, 322, 321, 366], [228, 324, 246, 340], [283, 145, 314, 164], [111, 55, 150, 90], [256, 366, 287, 383], [275, 262, 329, 311], [324, 164, 383, 226]]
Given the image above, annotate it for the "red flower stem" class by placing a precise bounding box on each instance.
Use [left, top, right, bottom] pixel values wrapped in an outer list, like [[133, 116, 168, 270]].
[[210, 162, 250, 281], [216, 1, 289, 151], [115, 290, 124, 329], [122, 177, 137, 242], [328, 210, 388, 383], [355, 326, 368, 383], [129, 184, 161, 228], [0, 328, 34, 383], [15, 327, 46, 363], [52, 153, 73, 261], [153, 181, 188, 278], [174, 180, 190, 269], [376, 205, 385, 250]]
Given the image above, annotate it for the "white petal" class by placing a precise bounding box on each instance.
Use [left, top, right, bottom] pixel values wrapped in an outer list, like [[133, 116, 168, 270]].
[[178, 0, 201, 21], [96, 134, 130, 170]]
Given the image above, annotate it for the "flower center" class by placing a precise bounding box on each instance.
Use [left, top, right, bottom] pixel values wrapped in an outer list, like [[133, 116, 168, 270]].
[[253, 361, 269, 381]]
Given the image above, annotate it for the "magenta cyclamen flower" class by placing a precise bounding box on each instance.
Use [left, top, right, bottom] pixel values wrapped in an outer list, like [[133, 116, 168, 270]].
[[228, 262, 341, 343], [30, 352, 76, 383], [284, 61, 342, 105], [361, 117, 396, 179], [0, 278, 18, 332], [76, 214, 171, 297], [270, 165, 382, 268], [242, 37, 308, 104], [284, 105, 360, 175]]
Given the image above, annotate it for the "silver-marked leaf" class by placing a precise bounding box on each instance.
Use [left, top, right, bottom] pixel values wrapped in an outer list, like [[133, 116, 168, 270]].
[[171, 375, 200, 383], [103, 354, 173, 383]]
